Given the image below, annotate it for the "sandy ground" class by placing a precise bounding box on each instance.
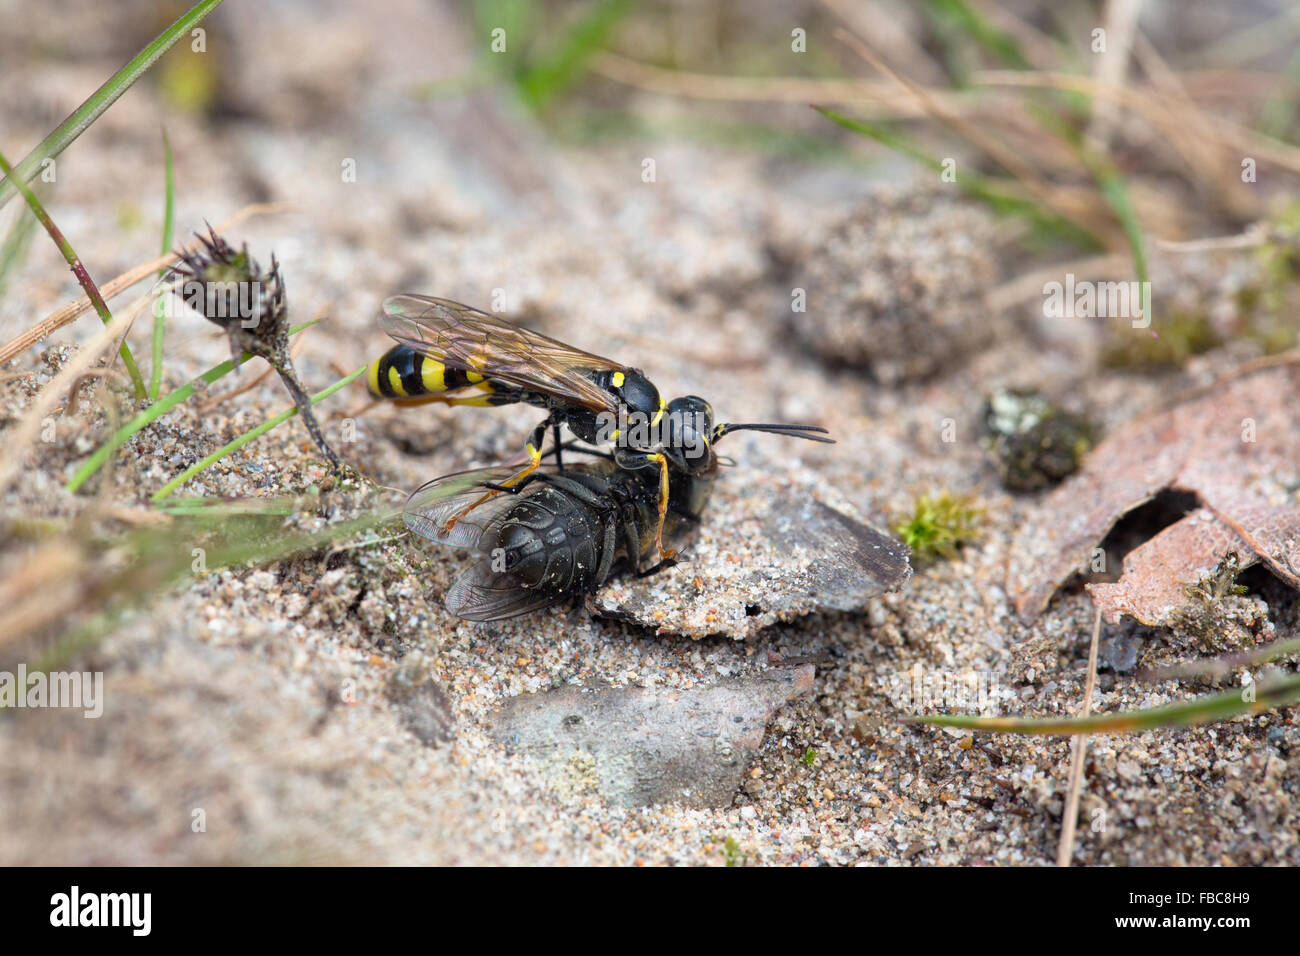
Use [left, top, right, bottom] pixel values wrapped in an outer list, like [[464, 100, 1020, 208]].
[[1, 0, 1297, 865]]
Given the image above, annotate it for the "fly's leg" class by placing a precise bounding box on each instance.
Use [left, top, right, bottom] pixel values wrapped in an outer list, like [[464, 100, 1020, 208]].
[[612, 488, 674, 578]]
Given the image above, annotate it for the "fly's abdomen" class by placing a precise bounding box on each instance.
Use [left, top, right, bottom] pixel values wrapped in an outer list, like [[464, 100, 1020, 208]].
[[366, 344, 507, 406], [492, 489, 605, 594]]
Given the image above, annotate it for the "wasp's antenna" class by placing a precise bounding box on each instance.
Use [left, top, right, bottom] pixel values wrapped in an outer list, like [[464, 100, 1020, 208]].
[[712, 423, 835, 444]]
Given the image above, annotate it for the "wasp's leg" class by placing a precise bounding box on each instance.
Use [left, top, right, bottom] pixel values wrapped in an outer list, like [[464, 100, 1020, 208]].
[[388, 392, 500, 408], [635, 557, 678, 579], [482, 473, 546, 494], [552, 423, 565, 471], [480, 469, 603, 497], [615, 450, 674, 561], [552, 439, 615, 462], [649, 453, 674, 559], [442, 418, 551, 532]]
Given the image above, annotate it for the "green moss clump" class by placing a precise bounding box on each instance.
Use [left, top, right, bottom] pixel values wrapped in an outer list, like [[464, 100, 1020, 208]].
[[1185, 550, 1249, 605], [1234, 220, 1300, 354], [722, 836, 746, 867], [1175, 551, 1260, 650], [800, 747, 817, 767], [1100, 310, 1220, 370], [895, 492, 982, 563]]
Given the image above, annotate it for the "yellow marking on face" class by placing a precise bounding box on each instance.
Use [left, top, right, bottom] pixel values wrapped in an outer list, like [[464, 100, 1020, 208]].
[[366, 359, 383, 396], [420, 357, 446, 393], [651, 398, 665, 428], [387, 365, 407, 396], [611, 371, 626, 388], [611, 428, 621, 439]]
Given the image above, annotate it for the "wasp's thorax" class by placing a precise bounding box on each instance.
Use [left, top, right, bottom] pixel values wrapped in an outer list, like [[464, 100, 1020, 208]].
[[582, 368, 663, 446], [608, 368, 661, 420]]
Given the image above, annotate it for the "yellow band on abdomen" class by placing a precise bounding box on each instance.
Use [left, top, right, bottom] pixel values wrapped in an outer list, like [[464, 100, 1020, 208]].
[[421, 357, 446, 393]]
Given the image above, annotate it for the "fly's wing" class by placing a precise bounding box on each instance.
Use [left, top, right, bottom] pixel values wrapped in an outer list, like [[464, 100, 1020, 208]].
[[444, 560, 567, 622], [383, 294, 625, 413], [403, 465, 573, 622], [404, 463, 603, 546], [402, 466, 521, 552]]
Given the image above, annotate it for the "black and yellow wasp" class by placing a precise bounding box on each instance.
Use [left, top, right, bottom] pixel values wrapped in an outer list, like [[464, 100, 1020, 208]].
[[367, 294, 832, 561]]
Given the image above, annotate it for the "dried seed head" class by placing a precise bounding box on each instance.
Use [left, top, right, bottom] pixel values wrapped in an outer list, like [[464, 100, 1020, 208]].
[[170, 226, 288, 365], [167, 226, 343, 469]]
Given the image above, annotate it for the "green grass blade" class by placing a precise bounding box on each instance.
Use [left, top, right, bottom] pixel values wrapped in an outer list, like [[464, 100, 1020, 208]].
[[1027, 105, 1150, 296], [148, 128, 176, 401], [0, 0, 224, 211], [924, 0, 1030, 71], [815, 106, 1101, 248], [151, 364, 365, 502], [1259, 47, 1300, 141], [0, 149, 147, 399], [911, 671, 1300, 735], [517, 0, 633, 110], [153, 496, 301, 517], [1069, 142, 1151, 316], [30, 503, 401, 673], [65, 320, 321, 494], [1093, 161, 1148, 286], [1141, 635, 1300, 683], [0, 193, 40, 302]]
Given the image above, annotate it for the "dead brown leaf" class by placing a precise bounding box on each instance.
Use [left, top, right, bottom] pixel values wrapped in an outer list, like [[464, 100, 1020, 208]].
[[1010, 356, 1300, 624], [1089, 509, 1255, 625]]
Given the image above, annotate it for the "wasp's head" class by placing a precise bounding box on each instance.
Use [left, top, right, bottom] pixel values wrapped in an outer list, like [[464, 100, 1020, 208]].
[[660, 395, 717, 474], [656, 396, 835, 475]]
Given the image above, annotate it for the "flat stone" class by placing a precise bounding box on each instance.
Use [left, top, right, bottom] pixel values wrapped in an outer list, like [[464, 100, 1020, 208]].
[[490, 665, 815, 808], [386, 656, 455, 745], [593, 467, 911, 639]]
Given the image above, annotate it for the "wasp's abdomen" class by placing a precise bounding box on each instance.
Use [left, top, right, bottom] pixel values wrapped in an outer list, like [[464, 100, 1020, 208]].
[[366, 344, 506, 405]]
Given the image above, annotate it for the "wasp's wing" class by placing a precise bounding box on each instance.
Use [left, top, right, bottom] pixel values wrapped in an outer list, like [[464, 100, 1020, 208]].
[[403, 465, 573, 622], [383, 295, 624, 413]]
